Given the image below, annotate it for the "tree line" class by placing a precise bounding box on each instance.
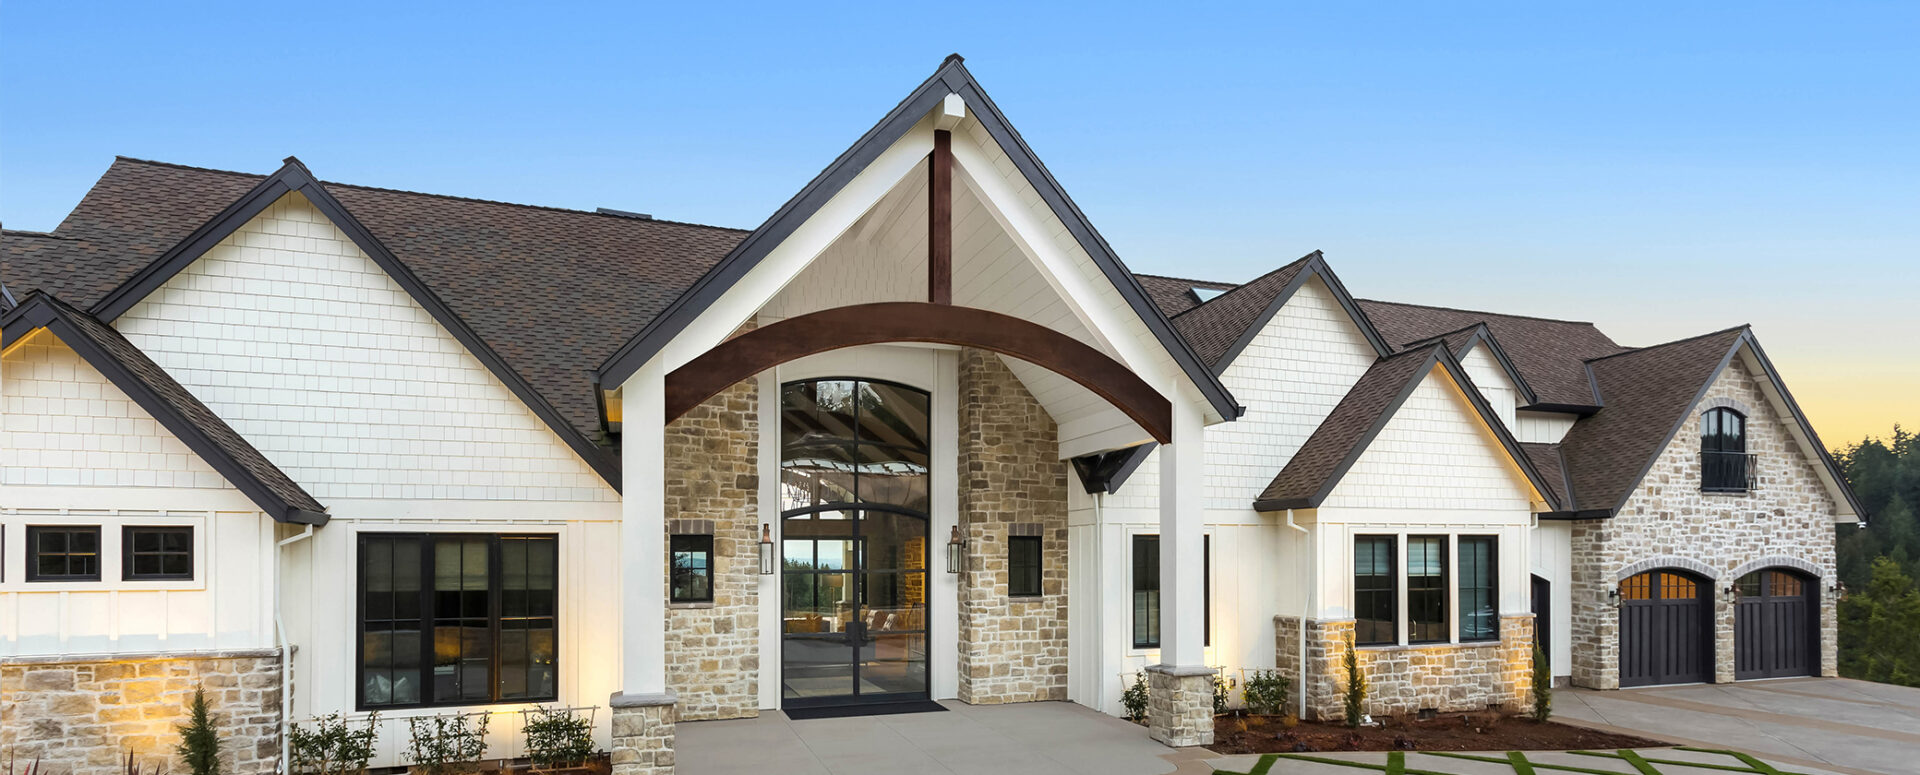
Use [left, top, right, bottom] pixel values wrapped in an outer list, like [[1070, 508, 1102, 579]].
[[1833, 425, 1920, 686]]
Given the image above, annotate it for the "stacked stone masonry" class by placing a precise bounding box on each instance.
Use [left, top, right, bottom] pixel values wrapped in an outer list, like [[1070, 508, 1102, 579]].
[[609, 701, 676, 775], [955, 349, 1071, 704], [1569, 359, 1839, 690], [0, 650, 281, 775], [662, 374, 761, 721], [1144, 667, 1214, 747], [1275, 616, 1533, 721]]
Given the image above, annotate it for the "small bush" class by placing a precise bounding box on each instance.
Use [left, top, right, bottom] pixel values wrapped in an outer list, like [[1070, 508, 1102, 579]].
[[1342, 635, 1367, 728], [176, 687, 220, 775], [1531, 642, 1553, 722], [1241, 670, 1291, 716], [405, 713, 489, 775], [523, 708, 596, 770], [1120, 672, 1149, 723], [1212, 672, 1229, 715], [290, 713, 380, 775]]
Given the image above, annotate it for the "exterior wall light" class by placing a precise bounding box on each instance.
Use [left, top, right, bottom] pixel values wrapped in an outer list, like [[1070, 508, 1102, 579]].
[[758, 524, 775, 575], [947, 525, 965, 574], [1607, 588, 1621, 608]]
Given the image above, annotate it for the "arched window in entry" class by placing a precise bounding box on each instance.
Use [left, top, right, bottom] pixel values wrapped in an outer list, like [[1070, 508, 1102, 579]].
[[778, 379, 932, 707]]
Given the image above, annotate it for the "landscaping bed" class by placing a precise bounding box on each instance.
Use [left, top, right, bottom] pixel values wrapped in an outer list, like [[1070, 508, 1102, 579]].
[[1207, 712, 1669, 754]]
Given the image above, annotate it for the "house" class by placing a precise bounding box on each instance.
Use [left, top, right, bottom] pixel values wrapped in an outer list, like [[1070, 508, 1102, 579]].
[[0, 56, 1861, 775]]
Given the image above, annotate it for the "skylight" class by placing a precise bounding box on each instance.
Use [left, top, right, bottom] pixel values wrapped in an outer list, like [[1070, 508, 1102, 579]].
[[1190, 287, 1226, 303]]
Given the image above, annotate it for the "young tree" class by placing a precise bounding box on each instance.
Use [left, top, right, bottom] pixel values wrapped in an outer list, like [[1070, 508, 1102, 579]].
[[1839, 556, 1920, 686], [177, 686, 221, 775]]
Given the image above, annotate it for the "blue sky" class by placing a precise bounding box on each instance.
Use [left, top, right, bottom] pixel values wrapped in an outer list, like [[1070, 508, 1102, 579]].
[[3, 2, 1914, 441]]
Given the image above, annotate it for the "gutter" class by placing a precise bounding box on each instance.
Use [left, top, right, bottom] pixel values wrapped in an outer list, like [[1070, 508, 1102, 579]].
[[275, 524, 315, 775]]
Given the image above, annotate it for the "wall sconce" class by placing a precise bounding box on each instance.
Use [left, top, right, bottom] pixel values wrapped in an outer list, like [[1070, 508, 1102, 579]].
[[946, 525, 965, 574], [1607, 588, 1621, 608], [758, 524, 775, 575], [1724, 583, 1739, 598], [1830, 581, 1844, 597]]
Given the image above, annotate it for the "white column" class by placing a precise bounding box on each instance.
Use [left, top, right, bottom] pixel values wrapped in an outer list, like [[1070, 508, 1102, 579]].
[[1157, 395, 1206, 668], [619, 360, 668, 697]]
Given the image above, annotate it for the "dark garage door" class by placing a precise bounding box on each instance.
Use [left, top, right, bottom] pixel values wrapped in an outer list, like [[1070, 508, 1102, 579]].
[[1735, 568, 1817, 679], [1619, 570, 1711, 687]]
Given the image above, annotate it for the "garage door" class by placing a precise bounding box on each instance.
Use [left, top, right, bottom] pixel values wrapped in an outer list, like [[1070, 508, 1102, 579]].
[[1619, 570, 1711, 687], [1735, 568, 1817, 679]]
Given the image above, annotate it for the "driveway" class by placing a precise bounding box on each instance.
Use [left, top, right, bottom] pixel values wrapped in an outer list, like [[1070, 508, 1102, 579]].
[[1556, 677, 1920, 775], [677, 700, 1214, 775]]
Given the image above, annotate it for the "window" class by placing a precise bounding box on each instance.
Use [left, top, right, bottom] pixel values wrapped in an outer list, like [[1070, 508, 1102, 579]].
[[358, 533, 557, 709], [1702, 407, 1750, 492], [1133, 535, 1160, 648], [1458, 537, 1498, 642], [123, 526, 194, 580], [1407, 536, 1448, 644], [1353, 536, 1396, 645], [671, 534, 715, 603], [1203, 535, 1211, 648], [1008, 535, 1042, 597], [27, 526, 101, 581]]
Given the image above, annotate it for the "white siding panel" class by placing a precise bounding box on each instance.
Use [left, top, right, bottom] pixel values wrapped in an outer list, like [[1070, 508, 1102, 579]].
[[1459, 344, 1518, 432], [1515, 411, 1578, 444], [1323, 366, 1536, 513]]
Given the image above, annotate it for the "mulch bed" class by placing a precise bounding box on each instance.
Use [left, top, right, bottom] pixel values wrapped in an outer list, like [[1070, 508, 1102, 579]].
[[1207, 711, 1669, 754]]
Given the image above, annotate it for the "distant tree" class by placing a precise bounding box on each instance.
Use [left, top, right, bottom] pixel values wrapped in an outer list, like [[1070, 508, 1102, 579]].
[[1838, 556, 1920, 686], [1833, 425, 1920, 687]]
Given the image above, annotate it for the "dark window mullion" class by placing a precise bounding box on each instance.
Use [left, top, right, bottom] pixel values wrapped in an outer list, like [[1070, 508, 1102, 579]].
[[489, 535, 504, 704], [418, 536, 436, 707]]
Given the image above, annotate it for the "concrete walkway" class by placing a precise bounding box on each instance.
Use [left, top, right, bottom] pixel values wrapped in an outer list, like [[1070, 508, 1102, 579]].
[[677, 700, 1213, 775], [1205, 748, 1854, 775]]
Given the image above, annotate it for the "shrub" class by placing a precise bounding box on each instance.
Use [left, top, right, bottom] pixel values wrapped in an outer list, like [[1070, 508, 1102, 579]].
[[176, 686, 220, 775], [290, 713, 380, 775], [523, 708, 596, 770], [1120, 672, 1149, 723], [405, 713, 490, 775], [1342, 636, 1367, 728], [1531, 642, 1553, 722], [1241, 670, 1291, 716], [1211, 672, 1229, 715]]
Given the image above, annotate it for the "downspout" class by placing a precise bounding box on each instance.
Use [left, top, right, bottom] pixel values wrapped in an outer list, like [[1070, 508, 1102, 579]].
[[275, 524, 315, 775], [1285, 509, 1310, 720]]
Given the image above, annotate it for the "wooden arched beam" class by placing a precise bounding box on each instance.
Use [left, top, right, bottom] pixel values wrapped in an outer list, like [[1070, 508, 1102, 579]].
[[665, 302, 1172, 442]]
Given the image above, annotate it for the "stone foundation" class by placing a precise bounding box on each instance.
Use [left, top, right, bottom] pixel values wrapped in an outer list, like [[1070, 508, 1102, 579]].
[[610, 693, 677, 775], [1275, 616, 1532, 721], [0, 649, 282, 775], [1144, 665, 1214, 747]]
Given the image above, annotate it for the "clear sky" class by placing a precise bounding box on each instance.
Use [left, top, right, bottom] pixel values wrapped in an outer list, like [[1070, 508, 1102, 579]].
[[3, 2, 1914, 445]]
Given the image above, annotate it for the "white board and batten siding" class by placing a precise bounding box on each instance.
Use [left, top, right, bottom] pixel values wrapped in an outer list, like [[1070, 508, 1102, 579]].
[[1457, 344, 1518, 432]]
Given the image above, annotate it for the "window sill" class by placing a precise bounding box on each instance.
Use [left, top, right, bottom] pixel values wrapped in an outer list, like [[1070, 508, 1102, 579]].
[[1357, 640, 1500, 653], [1700, 489, 1751, 496], [668, 601, 716, 610]]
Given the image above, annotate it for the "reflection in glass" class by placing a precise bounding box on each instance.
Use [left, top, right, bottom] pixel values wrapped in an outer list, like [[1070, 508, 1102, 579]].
[[858, 633, 928, 695]]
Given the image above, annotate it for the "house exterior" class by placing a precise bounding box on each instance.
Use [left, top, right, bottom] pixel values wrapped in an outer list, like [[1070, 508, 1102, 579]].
[[0, 56, 1861, 775]]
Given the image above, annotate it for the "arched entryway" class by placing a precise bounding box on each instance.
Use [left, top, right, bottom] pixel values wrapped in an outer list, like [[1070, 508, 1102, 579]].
[[1735, 567, 1818, 679], [777, 378, 933, 708], [1619, 569, 1712, 687]]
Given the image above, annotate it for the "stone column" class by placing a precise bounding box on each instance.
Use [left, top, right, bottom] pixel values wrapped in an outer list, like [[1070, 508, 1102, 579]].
[[610, 691, 677, 775], [1144, 665, 1215, 747], [1149, 396, 1212, 746]]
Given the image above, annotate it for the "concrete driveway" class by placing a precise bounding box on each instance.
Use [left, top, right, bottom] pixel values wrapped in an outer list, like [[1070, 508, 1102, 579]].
[[1557, 678, 1920, 775]]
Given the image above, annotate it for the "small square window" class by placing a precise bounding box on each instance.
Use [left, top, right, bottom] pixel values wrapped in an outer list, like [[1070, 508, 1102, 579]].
[[1008, 535, 1042, 597], [123, 526, 195, 580], [28, 526, 101, 582], [670, 534, 715, 603]]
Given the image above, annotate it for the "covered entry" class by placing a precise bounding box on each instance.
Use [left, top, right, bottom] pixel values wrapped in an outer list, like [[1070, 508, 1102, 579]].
[[1735, 568, 1817, 679], [1619, 570, 1712, 687]]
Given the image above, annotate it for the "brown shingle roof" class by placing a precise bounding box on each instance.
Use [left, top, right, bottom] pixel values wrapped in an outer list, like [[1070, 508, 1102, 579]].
[[1357, 299, 1629, 408], [1136, 273, 1239, 318], [1170, 255, 1315, 368], [1519, 442, 1571, 508], [1254, 345, 1443, 509]]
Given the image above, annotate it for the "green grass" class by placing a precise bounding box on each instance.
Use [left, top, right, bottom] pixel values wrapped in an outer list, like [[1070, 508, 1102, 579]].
[[1212, 748, 1807, 775]]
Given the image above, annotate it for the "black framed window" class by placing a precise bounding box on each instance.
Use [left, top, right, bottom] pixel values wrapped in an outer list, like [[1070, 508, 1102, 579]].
[[1353, 536, 1396, 645], [671, 534, 715, 603], [358, 533, 557, 709], [1133, 535, 1160, 648], [1458, 536, 1498, 642], [1407, 536, 1448, 643], [123, 526, 194, 580], [1203, 535, 1211, 648], [27, 526, 101, 582], [1702, 408, 1750, 491], [1008, 535, 1042, 597]]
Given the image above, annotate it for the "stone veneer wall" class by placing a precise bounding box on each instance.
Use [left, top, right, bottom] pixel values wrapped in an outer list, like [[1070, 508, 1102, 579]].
[[1569, 359, 1840, 690], [955, 349, 1070, 704], [1144, 666, 1214, 747], [663, 375, 761, 721], [1275, 616, 1533, 721], [609, 697, 676, 775], [0, 650, 281, 775]]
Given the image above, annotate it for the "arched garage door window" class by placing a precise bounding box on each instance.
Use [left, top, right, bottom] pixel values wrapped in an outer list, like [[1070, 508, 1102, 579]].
[[1619, 570, 1712, 687], [1735, 568, 1817, 679]]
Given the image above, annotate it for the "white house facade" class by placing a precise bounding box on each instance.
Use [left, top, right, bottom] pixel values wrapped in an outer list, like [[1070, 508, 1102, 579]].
[[1, 57, 1862, 775]]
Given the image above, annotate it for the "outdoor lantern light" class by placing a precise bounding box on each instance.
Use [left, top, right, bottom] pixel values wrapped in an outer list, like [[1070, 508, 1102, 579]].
[[946, 525, 965, 574], [758, 524, 775, 575], [1607, 588, 1621, 607]]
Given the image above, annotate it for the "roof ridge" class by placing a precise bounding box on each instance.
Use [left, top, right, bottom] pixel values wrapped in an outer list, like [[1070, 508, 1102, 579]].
[[0, 229, 82, 241], [1170, 253, 1317, 320], [113, 156, 752, 234], [1584, 324, 1750, 364], [1135, 271, 1239, 288], [1401, 321, 1488, 348], [1356, 297, 1598, 327]]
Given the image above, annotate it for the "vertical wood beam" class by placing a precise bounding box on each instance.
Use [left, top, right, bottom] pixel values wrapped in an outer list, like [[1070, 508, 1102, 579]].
[[929, 129, 953, 305]]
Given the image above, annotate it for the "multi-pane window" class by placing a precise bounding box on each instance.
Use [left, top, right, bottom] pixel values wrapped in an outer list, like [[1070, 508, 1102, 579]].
[[123, 526, 194, 580], [671, 534, 715, 603], [358, 533, 558, 709], [1008, 535, 1042, 597], [1407, 536, 1448, 644], [1458, 537, 1498, 642], [1353, 536, 1396, 645], [28, 526, 101, 581], [1132, 535, 1160, 648], [1702, 408, 1750, 491]]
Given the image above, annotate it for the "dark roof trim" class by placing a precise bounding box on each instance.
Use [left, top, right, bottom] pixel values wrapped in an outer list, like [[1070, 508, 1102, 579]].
[[1519, 402, 1603, 416], [3, 294, 328, 524], [1189, 253, 1394, 376], [1555, 444, 1577, 509], [82, 157, 624, 491], [1071, 444, 1154, 494], [1406, 323, 1540, 406], [0, 281, 16, 310], [594, 55, 1243, 423], [1538, 509, 1614, 520]]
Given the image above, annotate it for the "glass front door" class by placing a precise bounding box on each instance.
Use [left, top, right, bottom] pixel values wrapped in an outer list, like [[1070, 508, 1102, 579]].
[[779, 379, 931, 707]]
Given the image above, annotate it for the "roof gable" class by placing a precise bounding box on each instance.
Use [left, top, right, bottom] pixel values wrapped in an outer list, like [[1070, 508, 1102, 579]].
[[1358, 299, 1628, 410], [1406, 323, 1538, 406]]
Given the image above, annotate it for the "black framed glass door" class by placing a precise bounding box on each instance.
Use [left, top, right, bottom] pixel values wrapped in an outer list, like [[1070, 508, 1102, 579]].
[[779, 379, 931, 707]]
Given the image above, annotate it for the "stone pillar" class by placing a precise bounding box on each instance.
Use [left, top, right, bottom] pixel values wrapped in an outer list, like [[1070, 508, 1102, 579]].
[[1144, 665, 1214, 747], [610, 691, 677, 775]]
